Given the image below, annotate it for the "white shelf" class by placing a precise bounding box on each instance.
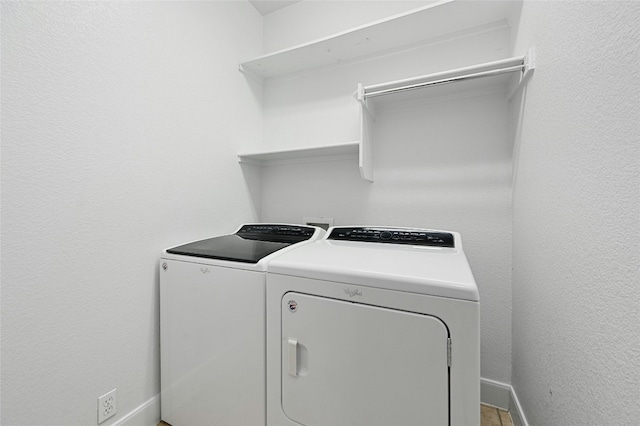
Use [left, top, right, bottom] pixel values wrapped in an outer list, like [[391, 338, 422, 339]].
[[239, 0, 514, 79], [238, 141, 360, 166]]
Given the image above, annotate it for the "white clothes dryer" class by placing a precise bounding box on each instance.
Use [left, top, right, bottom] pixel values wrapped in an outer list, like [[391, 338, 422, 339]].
[[160, 224, 325, 426], [266, 226, 480, 426]]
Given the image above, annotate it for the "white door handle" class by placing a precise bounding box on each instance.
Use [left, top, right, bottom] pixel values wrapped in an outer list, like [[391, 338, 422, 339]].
[[288, 338, 298, 376]]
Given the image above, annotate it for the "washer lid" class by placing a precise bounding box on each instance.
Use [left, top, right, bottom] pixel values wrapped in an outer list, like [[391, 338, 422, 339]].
[[166, 224, 318, 264], [267, 231, 478, 301]]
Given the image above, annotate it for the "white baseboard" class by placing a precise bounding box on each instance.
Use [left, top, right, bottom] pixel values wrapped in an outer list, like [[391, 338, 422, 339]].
[[481, 378, 528, 426], [116, 383, 525, 426], [481, 377, 511, 409], [508, 384, 529, 426], [113, 394, 160, 426]]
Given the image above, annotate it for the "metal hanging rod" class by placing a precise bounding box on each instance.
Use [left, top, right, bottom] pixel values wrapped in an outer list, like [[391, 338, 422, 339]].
[[359, 54, 530, 101], [364, 64, 524, 99]]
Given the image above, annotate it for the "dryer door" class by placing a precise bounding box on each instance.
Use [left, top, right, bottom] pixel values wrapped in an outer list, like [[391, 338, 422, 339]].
[[281, 292, 449, 426]]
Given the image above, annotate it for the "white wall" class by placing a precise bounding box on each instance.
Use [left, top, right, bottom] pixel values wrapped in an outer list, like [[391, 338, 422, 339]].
[[0, 2, 262, 424], [260, 1, 515, 384], [510, 1, 640, 424]]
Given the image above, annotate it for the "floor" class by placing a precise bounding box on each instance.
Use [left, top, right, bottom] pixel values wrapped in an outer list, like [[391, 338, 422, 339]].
[[481, 404, 513, 426], [158, 405, 513, 426]]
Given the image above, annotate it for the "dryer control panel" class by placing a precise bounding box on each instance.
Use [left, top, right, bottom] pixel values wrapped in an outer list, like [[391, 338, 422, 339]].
[[328, 227, 454, 248]]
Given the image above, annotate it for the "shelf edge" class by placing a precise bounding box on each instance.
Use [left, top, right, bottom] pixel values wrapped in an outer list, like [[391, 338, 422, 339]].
[[238, 141, 360, 165]]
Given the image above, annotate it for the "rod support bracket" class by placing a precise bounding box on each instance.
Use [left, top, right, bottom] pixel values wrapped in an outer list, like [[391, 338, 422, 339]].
[[508, 46, 536, 101], [524, 46, 536, 74], [356, 83, 365, 104]]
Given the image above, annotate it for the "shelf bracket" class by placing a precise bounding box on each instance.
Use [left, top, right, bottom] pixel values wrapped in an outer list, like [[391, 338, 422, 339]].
[[508, 47, 536, 101], [238, 62, 264, 83], [355, 83, 377, 120]]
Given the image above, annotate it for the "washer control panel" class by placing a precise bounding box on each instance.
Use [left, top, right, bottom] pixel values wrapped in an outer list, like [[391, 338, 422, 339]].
[[237, 224, 316, 239], [238, 224, 316, 236], [328, 227, 454, 248]]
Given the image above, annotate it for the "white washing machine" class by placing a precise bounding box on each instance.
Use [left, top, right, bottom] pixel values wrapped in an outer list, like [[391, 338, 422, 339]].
[[266, 226, 480, 426], [160, 224, 325, 426]]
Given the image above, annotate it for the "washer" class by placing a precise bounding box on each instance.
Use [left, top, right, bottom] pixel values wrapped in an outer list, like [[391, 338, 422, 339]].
[[266, 226, 480, 426], [160, 223, 325, 426]]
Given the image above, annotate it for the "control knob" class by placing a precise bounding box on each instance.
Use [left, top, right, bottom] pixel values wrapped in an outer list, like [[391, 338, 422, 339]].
[[380, 231, 392, 240]]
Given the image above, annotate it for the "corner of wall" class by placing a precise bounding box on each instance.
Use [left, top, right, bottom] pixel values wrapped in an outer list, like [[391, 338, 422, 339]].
[[481, 378, 529, 426]]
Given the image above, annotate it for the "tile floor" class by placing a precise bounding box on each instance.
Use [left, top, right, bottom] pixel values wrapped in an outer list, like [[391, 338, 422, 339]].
[[481, 403, 513, 426], [159, 405, 513, 426]]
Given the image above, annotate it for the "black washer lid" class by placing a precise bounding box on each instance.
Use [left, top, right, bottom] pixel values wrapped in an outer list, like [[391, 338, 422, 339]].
[[166, 224, 317, 263]]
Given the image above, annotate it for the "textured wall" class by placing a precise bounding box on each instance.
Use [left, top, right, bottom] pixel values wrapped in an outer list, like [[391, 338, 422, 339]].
[[510, 1, 640, 424], [260, 2, 514, 384], [0, 2, 262, 424]]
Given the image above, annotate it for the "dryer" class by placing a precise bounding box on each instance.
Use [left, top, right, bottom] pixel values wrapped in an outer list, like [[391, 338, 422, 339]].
[[160, 224, 325, 426], [265, 226, 480, 426]]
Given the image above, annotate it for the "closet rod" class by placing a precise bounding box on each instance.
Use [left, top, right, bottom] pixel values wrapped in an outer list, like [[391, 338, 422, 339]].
[[364, 63, 524, 99]]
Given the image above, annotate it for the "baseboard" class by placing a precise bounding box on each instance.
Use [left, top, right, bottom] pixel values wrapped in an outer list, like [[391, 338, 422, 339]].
[[115, 383, 524, 426], [508, 384, 529, 426], [481, 378, 528, 426], [481, 377, 511, 409], [113, 394, 160, 426]]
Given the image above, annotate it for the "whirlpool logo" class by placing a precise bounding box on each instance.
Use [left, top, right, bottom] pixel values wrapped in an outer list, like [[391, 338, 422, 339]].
[[344, 288, 363, 298]]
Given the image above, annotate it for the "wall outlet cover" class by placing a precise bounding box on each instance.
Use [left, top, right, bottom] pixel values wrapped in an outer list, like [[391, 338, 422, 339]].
[[98, 388, 117, 424]]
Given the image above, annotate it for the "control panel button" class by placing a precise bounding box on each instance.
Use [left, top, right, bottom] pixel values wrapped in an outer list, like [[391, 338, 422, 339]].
[[380, 231, 392, 240]]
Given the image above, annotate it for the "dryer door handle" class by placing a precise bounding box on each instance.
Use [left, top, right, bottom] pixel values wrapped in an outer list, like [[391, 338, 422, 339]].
[[288, 338, 298, 377]]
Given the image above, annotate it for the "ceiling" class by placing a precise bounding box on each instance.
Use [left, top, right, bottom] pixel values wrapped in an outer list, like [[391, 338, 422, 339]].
[[249, 0, 301, 16]]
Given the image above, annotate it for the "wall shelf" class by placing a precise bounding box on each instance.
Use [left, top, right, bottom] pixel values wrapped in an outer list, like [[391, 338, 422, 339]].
[[237, 1, 530, 183], [239, 0, 514, 79], [238, 141, 360, 166]]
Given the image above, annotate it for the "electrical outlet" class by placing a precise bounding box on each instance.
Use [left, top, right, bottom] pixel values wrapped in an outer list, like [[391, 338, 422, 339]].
[[98, 389, 117, 424]]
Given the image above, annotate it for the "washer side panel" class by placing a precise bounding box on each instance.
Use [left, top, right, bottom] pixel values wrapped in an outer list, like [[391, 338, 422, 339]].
[[160, 259, 266, 426]]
